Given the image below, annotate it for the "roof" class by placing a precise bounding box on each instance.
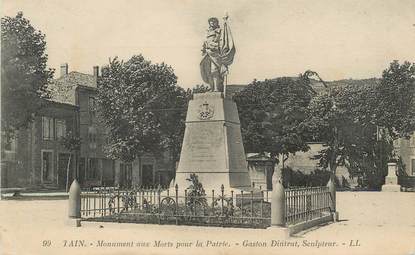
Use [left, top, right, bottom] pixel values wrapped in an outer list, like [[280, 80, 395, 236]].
[[76, 84, 98, 92], [246, 153, 275, 162], [47, 71, 96, 105], [43, 99, 79, 110], [225, 84, 247, 97]]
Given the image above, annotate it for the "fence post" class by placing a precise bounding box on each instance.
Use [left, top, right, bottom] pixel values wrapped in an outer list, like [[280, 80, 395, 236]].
[[327, 175, 339, 221], [271, 172, 286, 227], [67, 179, 81, 227]]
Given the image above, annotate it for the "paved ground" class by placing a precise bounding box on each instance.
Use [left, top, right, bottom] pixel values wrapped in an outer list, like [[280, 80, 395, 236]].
[[0, 192, 414, 255]]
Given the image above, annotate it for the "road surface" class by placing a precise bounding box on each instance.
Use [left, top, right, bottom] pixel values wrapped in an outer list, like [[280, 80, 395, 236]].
[[0, 192, 414, 255]]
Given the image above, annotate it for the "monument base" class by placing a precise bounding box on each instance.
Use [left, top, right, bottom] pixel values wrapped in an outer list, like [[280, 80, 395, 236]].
[[174, 92, 251, 193], [381, 184, 401, 192], [167, 180, 258, 197], [173, 172, 251, 193]]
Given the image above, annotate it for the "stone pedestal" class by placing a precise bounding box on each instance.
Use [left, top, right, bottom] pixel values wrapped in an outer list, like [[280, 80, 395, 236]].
[[381, 162, 401, 192], [174, 92, 251, 193]]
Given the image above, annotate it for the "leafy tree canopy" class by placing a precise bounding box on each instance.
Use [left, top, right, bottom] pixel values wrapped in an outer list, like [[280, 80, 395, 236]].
[[233, 76, 315, 160], [60, 131, 81, 152], [97, 55, 188, 163], [191, 84, 210, 94], [375, 60, 415, 139], [1, 12, 54, 135], [305, 83, 394, 189]]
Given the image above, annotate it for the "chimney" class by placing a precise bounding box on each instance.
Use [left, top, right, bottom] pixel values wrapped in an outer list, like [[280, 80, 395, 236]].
[[93, 66, 99, 78], [60, 63, 68, 77], [93, 66, 99, 87]]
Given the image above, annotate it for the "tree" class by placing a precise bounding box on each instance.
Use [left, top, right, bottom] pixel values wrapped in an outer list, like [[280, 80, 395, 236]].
[[1, 12, 54, 136], [305, 84, 393, 189], [186, 173, 207, 210], [97, 55, 188, 166], [305, 61, 415, 190], [191, 84, 211, 94], [60, 132, 81, 191], [233, 76, 315, 165], [375, 60, 415, 139], [156, 85, 189, 164]]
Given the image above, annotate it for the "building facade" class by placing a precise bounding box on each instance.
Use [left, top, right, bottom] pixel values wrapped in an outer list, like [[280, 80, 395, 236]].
[[394, 132, 415, 176], [245, 144, 352, 190], [246, 153, 275, 190], [1, 101, 78, 189], [1, 64, 176, 190]]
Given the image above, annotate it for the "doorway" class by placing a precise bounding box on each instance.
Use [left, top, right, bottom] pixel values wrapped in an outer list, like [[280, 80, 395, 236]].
[[120, 163, 132, 188], [41, 150, 54, 184], [141, 164, 154, 187], [266, 167, 274, 190], [58, 153, 73, 189]]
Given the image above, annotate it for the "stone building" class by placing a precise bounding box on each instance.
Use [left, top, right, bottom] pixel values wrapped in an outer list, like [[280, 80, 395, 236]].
[[394, 133, 415, 176], [51, 64, 176, 188], [47, 63, 111, 189], [246, 153, 275, 190], [1, 100, 78, 189], [1, 64, 175, 190], [245, 144, 352, 190]]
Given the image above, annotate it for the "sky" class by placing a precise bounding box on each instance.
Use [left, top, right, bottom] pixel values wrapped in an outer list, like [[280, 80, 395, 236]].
[[2, 0, 415, 89]]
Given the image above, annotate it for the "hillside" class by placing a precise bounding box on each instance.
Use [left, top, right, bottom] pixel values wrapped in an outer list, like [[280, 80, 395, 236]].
[[226, 78, 381, 96]]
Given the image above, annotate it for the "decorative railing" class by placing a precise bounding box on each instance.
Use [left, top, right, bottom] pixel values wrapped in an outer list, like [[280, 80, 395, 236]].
[[80, 184, 272, 228], [79, 184, 334, 228], [398, 176, 415, 190], [285, 187, 333, 225]]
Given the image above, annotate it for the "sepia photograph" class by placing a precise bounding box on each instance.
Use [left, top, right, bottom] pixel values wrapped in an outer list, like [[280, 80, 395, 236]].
[[1, 1, 414, 255]]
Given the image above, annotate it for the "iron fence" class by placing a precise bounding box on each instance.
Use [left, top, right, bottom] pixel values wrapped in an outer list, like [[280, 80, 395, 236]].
[[398, 176, 415, 191], [80, 185, 333, 228], [81, 184, 271, 228], [285, 186, 333, 225]]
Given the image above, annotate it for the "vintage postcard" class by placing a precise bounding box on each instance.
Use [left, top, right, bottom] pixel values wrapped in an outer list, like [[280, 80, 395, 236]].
[[1, 1, 414, 255]]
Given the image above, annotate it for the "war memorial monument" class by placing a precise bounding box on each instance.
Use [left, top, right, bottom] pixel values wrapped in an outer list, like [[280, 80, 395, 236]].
[[173, 16, 252, 192]]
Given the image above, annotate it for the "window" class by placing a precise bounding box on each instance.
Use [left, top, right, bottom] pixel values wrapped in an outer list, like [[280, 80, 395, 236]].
[[42, 117, 55, 140], [55, 119, 67, 139], [42, 151, 53, 182], [79, 157, 86, 182], [89, 97, 96, 118], [141, 164, 154, 187], [412, 159, 415, 176], [120, 163, 133, 188], [3, 134, 15, 151], [88, 133, 96, 143], [410, 132, 415, 147], [88, 126, 97, 150], [87, 158, 99, 179], [377, 126, 386, 141]]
